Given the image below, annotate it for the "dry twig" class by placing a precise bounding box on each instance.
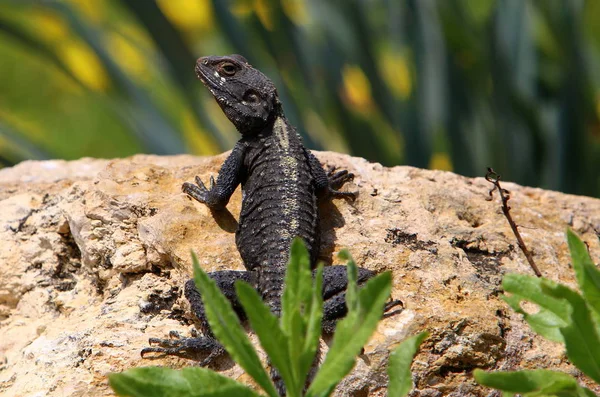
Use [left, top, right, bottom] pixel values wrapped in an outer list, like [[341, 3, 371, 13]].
[[485, 168, 542, 277]]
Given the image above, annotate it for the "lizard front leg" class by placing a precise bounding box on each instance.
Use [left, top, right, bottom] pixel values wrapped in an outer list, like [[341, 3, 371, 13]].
[[306, 150, 356, 200], [182, 142, 246, 210]]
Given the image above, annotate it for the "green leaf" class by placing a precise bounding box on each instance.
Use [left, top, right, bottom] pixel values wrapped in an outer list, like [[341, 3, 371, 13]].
[[567, 229, 600, 318], [191, 252, 279, 397], [306, 272, 392, 397], [298, 264, 324, 382], [338, 249, 358, 311], [473, 369, 596, 397], [502, 266, 600, 385], [387, 332, 428, 397], [281, 238, 312, 336], [108, 366, 262, 397], [236, 281, 297, 396], [542, 282, 600, 384], [502, 273, 569, 342], [278, 238, 322, 395]]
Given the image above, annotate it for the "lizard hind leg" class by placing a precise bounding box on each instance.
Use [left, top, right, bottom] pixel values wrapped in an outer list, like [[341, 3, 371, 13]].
[[141, 330, 225, 365], [320, 265, 403, 333], [141, 270, 255, 365]]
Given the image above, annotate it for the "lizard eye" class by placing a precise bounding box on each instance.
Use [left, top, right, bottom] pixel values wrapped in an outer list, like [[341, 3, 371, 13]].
[[219, 62, 237, 77], [244, 91, 261, 104]]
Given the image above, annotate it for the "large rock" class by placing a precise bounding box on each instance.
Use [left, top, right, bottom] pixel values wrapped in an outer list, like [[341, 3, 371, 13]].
[[0, 153, 599, 396]]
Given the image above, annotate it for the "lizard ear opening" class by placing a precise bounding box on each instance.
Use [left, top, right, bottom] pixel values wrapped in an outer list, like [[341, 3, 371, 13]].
[[243, 90, 261, 104]]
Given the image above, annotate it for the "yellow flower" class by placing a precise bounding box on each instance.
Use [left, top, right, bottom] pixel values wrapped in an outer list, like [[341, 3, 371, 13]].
[[57, 39, 108, 92], [30, 10, 69, 43], [108, 33, 146, 79], [342, 65, 374, 114], [282, 0, 308, 25], [380, 49, 411, 100], [231, 0, 279, 29], [254, 0, 274, 31], [157, 0, 214, 32], [429, 152, 453, 171], [65, 0, 104, 24]]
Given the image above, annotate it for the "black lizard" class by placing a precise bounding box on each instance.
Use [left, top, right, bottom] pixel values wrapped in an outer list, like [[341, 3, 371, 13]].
[[142, 54, 402, 391]]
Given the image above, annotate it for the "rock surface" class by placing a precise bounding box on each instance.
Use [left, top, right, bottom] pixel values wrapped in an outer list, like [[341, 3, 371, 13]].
[[0, 152, 599, 397]]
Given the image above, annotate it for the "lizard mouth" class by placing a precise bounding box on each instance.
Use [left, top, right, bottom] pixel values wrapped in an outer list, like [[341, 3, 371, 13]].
[[194, 59, 233, 110], [194, 60, 227, 98], [194, 62, 209, 85]]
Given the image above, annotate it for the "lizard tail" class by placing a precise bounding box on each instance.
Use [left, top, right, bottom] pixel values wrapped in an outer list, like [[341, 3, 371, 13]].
[[259, 265, 286, 317]]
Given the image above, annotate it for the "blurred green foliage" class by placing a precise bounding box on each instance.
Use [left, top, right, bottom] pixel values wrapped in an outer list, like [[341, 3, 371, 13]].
[[0, 0, 598, 196]]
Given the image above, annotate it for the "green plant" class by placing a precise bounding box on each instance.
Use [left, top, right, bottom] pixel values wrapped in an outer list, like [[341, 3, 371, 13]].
[[474, 229, 600, 396], [109, 239, 427, 396]]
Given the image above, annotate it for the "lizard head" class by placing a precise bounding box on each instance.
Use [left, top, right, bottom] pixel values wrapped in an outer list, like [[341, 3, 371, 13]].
[[195, 54, 281, 135]]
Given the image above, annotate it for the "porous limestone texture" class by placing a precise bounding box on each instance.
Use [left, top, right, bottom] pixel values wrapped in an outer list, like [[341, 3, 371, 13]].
[[0, 153, 599, 397]]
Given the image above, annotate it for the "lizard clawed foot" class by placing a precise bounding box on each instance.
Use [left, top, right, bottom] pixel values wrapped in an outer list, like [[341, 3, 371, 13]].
[[382, 299, 404, 319], [141, 330, 225, 365], [329, 189, 357, 201], [327, 168, 354, 187], [182, 175, 215, 204], [327, 168, 357, 201]]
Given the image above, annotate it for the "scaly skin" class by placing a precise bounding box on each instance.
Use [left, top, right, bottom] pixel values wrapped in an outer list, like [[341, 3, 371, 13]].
[[182, 54, 355, 316], [142, 55, 402, 394]]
